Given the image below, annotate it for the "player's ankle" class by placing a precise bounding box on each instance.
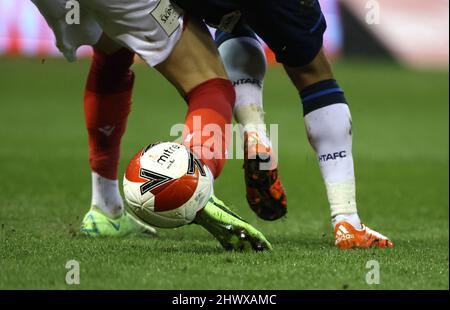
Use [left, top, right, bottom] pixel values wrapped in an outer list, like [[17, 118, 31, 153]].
[[332, 213, 361, 229], [91, 204, 123, 220], [91, 171, 124, 219]]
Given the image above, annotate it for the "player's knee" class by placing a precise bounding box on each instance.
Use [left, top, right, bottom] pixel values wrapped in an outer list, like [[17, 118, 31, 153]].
[[92, 47, 135, 73], [215, 27, 266, 82], [87, 48, 135, 93], [219, 38, 267, 82], [215, 24, 258, 47]]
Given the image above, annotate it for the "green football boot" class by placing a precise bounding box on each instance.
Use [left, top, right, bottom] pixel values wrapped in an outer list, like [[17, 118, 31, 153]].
[[194, 195, 273, 251], [80, 206, 157, 237]]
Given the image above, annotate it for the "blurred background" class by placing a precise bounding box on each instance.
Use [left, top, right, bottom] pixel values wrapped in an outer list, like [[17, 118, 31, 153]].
[[0, 0, 448, 69]]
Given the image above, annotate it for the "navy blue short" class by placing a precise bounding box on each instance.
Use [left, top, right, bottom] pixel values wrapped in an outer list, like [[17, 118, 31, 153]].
[[173, 0, 327, 67]]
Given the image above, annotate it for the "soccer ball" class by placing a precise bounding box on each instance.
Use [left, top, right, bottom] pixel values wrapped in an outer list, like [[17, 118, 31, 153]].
[[123, 142, 213, 228]]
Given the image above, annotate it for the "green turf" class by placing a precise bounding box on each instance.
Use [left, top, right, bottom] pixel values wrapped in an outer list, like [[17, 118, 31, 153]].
[[0, 57, 448, 289]]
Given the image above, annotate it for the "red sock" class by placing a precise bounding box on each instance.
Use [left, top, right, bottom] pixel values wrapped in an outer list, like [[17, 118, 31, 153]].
[[183, 78, 236, 179], [84, 48, 135, 180]]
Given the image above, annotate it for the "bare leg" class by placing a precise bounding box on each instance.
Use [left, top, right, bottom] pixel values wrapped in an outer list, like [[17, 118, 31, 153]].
[[155, 19, 228, 95], [283, 48, 334, 92]]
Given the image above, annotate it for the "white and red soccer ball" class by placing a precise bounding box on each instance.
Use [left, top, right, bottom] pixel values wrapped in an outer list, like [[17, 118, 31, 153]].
[[123, 142, 212, 228]]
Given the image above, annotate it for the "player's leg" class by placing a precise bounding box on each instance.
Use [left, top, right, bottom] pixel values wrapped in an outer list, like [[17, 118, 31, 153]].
[[88, 5, 231, 178], [75, 0, 271, 249], [85, 35, 132, 219], [81, 34, 156, 236], [29, 0, 153, 236], [34, 0, 270, 247], [245, 0, 392, 248], [214, 25, 287, 221], [154, 19, 271, 250], [284, 50, 393, 249], [155, 18, 231, 178]]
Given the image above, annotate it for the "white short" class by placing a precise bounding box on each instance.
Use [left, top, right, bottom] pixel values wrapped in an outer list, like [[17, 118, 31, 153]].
[[31, 0, 184, 66]]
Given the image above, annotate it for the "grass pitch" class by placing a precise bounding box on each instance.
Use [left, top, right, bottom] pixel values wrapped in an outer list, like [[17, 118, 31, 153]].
[[0, 57, 448, 289]]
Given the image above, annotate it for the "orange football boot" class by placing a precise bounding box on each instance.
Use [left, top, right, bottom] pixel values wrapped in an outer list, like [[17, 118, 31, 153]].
[[243, 131, 287, 221], [334, 221, 394, 249]]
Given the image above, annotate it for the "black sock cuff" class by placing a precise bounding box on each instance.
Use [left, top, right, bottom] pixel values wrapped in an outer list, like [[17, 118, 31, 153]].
[[300, 79, 347, 115]]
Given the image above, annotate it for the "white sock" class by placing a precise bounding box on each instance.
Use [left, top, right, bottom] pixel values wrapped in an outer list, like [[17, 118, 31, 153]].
[[91, 172, 124, 219], [332, 213, 361, 229], [218, 36, 268, 137], [304, 104, 361, 229], [218, 34, 274, 172]]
